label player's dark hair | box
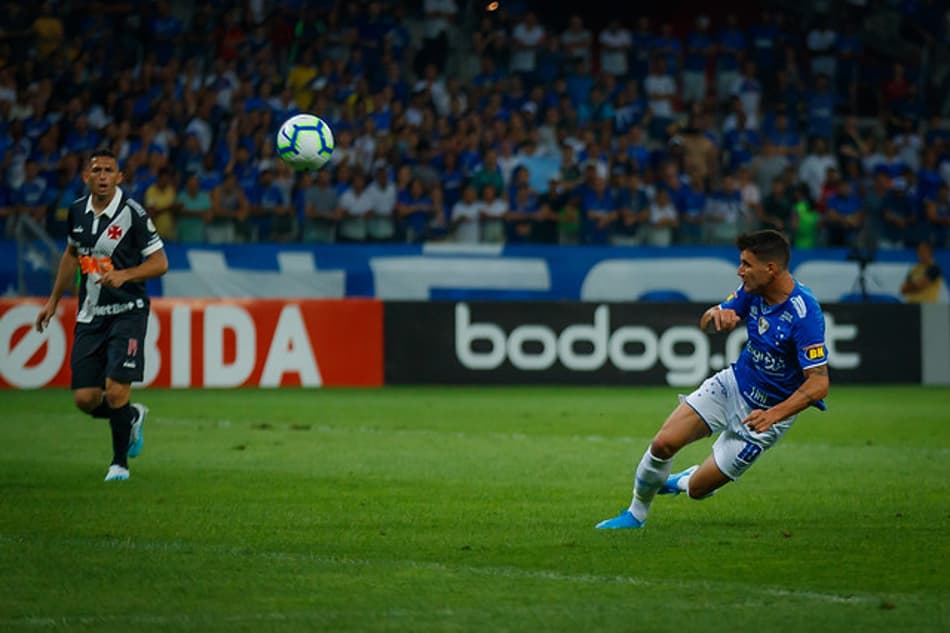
[87,148,118,165]
[736,230,791,269]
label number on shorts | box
[737,442,763,464]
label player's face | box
[737,249,777,295]
[84,156,123,199]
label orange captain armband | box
[78,255,114,275]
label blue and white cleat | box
[595,510,645,529]
[127,403,148,458]
[104,465,130,481]
[659,465,699,495]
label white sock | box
[677,472,692,492]
[628,449,673,522]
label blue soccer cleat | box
[659,465,699,495]
[127,403,148,459]
[104,465,129,481]
[595,510,645,529]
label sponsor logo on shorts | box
[90,302,138,316]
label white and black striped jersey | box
[66,190,164,323]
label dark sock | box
[109,403,135,468]
[90,399,112,419]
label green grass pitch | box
[1,386,947,632]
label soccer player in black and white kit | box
[35,149,168,481]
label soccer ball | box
[276,114,335,171]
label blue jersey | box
[720,281,828,411]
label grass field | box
[0,386,947,632]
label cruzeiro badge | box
[758,316,769,335]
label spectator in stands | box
[823,179,864,247]
[449,184,481,244]
[14,159,48,226]
[654,23,683,78]
[144,167,178,241]
[799,137,839,202]
[337,170,373,243]
[737,165,763,226]
[750,142,790,196]
[705,172,743,245]
[750,10,783,78]
[45,155,83,240]
[791,183,821,249]
[681,16,713,106]
[675,173,706,245]
[861,169,892,253]
[923,183,950,249]
[301,169,340,244]
[510,12,545,80]
[715,15,746,104]
[366,164,397,242]
[561,15,592,74]
[470,148,505,195]
[806,16,838,82]
[396,178,437,243]
[175,172,211,244]
[880,181,916,249]
[477,183,507,244]
[599,19,632,78]
[505,183,538,244]
[580,174,616,245]
[420,0,457,74]
[762,111,801,164]
[208,172,248,244]
[806,73,837,141]
[644,55,676,141]
[900,241,943,303]
[32,2,64,61]
[761,177,794,237]
[530,177,562,245]
[732,61,763,125]
[645,186,678,247]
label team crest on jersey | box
[757,316,769,334]
[107,225,123,240]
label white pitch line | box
[0,533,884,612]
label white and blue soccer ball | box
[276,113,335,170]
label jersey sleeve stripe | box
[141,239,164,257]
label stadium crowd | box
[1,0,949,250]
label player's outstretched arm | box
[97,249,169,289]
[744,365,830,433]
[35,245,80,333]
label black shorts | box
[70,312,148,389]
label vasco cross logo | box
[107,225,123,240]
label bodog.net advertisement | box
[384,302,921,386]
[0,298,383,388]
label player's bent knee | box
[649,435,680,460]
[687,484,717,500]
[104,384,131,408]
[73,390,101,413]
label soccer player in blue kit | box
[597,230,830,529]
